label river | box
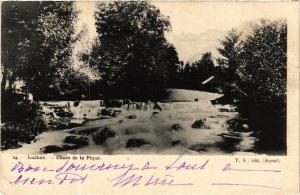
[3,89,258,155]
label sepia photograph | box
[1,1,287,155]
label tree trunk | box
[1,66,7,93]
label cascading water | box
[5,90,258,155]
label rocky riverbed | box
[2,89,258,155]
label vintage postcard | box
[0,1,299,194]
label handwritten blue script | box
[9,155,281,189]
[9,156,209,187]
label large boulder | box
[40,144,82,153]
[100,108,122,117]
[226,118,250,132]
[126,139,150,148]
[126,115,136,119]
[92,127,116,145]
[101,108,113,116]
[64,135,89,146]
[191,118,207,129]
[171,140,181,146]
[188,144,207,152]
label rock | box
[55,107,73,118]
[64,135,89,145]
[226,118,250,132]
[100,108,121,117]
[126,139,150,148]
[74,101,80,107]
[188,144,207,152]
[219,108,233,112]
[40,144,82,153]
[169,124,183,131]
[111,109,122,117]
[153,102,162,111]
[171,140,181,146]
[92,127,116,145]
[126,115,136,119]
[191,118,207,129]
[152,111,159,115]
[101,108,112,116]
[208,114,229,119]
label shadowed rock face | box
[171,140,181,146]
[92,127,116,145]
[64,135,89,145]
[188,144,207,152]
[40,144,83,154]
[126,114,137,119]
[126,139,150,148]
[100,108,113,116]
[191,118,207,129]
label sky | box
[75,1,290,62]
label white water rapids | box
[3,89,258,155]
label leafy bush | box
[1,92,46,150]
[1,92,40,122]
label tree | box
[239,19,287,107]
[214,29,242,97]
[1,2,79,100]
[238,19,287,149]
[216,29,241,80]
[27,2,78,100]
[1,2,41,93]
[179,52,215,90]
[192,52,215,81]
[216,19,287,153]
[85,1,179,100]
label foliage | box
[58,68,93,100]
[178,52,216,91]
[1,91,46,150]
[1,92,40,122]
[214,29,242,96]
[1,117,46,150]
[216,19,287,152]
[83,1,180,100]
[1,2,84,100]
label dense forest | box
[1,1,286,153]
